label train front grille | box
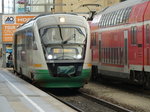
[47,63,83,77]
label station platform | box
[0,69,77,112]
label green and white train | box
[13,13,91,88]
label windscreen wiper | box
[62,34,76,44]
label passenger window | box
[146,24,150,44]
[125,7,132,23]
[102,48,104,63]
[99,33,102,62]
[118,48,120,64]
[109,48,111,63]
[131,26,137,45]
[26,30,34,50]
[91,33,97,46]
[109,13,113,26]
[103,14,107,27]
[111,48,114,64]
[120,48,124,65]
[115,48,118,64]
[120,9,125,24]
[106,48,108,63]
[104,48,106,63]
[122,8,128,23]
[112,12,116,26]
[100,15,105,27]
[105,14,109,27]
[117,9,122,24]
[111,48,113,64]
[114,11,118,25]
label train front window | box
[40,25,86,60]
[40,25,86,44]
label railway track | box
[79,92,133,112]
[9,70,146,112]
[45,89,133,112]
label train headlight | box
[76,54,82,59]
[59,17,65,23]
[47,55,53,59]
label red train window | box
[146,24,150,44]
[131,26,137,45]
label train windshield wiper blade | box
[62,34,76,44]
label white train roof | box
[98,0,148,15]
[16,14,88,31]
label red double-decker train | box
[90,0,150,88]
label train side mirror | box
[33,42,38,50]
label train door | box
[15,33,22,72]
[124,30,128,73]
[20,31,27,75]
[144,24,150,71]
[98,33,102,66]
[129,26,143,71]
[14,35,17,70]
[25,29,33,77]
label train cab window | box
[131,26,137,45]
[146,24,150,44]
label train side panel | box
[144,2,150,72]
[91,0,150,88]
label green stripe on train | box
[33,69,91,88]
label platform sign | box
[2,15,36,42]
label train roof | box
[16,13,88,32]
[17,13,77,28]
[98,0,149,15]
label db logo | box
[5,17,15,24]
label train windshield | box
[40,25,86,60]
[40,25,86,44]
